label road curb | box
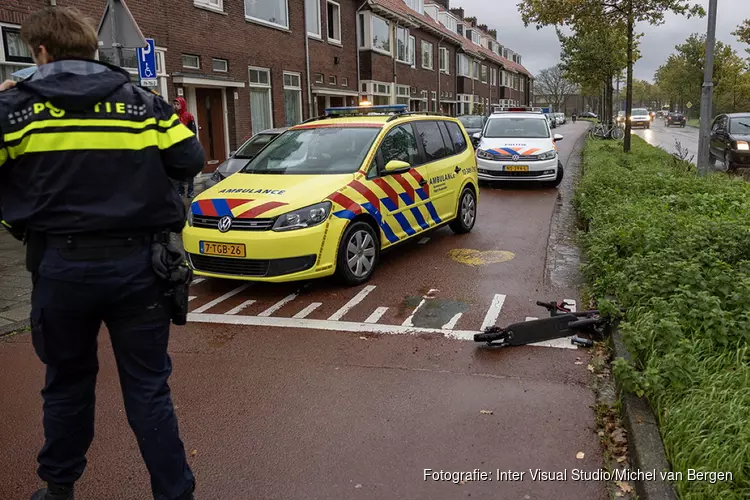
[0,318,29,338]
[610,330,677,500]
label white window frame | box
[491,68,497,86]
[404,0,424,15]
[315,73,324,84]
[421,40,433,71]
[245,0,289,30]
[248,65,273,129]
[212,58,228,73]
[472,60,479,80]
[283,71,303,127]
[396,84,410,105]
[341,77,349,87]
[328,75,337,85]
[457,53,470,77]
[439,12,457,34]
[471,31,480,45]
[396,27,411,64]
[480,64,487,84]
[326,0,342,45]
[155,48,168,98]
[439,47,449,74]
[358,12,391,55]
[306,0,321,38]
[194,0,223,13]
[408,36,416,67]
[181,54,200,69]
[0,23,34,71]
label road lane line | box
[364,307,389,324]
[480,294,506,331]
[188,296,197,302]
[226,300,256,315]
[293,302,322,319]
[528,299,578,349]
[328,285,376,321]
[442,312,463,330]
[258,294,298,317]
[189,312,478,341]
[192,284,250,313]
[402,299,427,327]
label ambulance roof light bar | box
[324,104,409,117]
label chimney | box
[449,7,464,19]
[464,16,477,27]
[433,0,450,9]
[478,24,489,33]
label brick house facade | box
[1,0,534,172]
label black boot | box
[30,483,74,500]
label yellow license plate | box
[505,165,529,172]
[199,241,246,258]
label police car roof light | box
[324,104,409,116]
[492,106,543,114]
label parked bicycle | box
[473,300,623,348]
[588,121,625,141]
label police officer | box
[0,7,203,500]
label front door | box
[195,88,227,171]
[413,120,459,222]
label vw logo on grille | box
[512,154,520,162]
[217,216,233,233]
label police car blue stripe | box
[361,202,399,243]
[501,147,518,156]
[191,202,204,216]
[211,199,232,217]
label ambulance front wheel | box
[336,221,380,285]
[450,187,477,234]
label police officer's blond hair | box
[20,7,98,61]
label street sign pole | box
[109,0,121,67]
[697,0,718,176]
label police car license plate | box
[505,165,529,172]
[200,241,246,258]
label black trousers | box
[30,243,194,500]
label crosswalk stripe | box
[480,294,506,331]
[402,299,426,327]
[258,294,298,317]
[364,307,389,324]
[293,302,322,319]
[226,300,256,315]
[442,312,463,330]
[328,285,376,321]
[192,284,250,314]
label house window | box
[248,66,273,133]
[396,27,411,64]
[181,54,200,69]
[472,60,479,79]
[194,0,223,12]
[457,54,470,77]
[283,71,302,127]
[404,0,424,15]
[421,41,433,70]
[341,77,349,87]
[439,47,449,74]
[491,68,497,86]
[431,91,437,112]
[408,36,416,67]
[439,12,457,33]
[371,14,390,54]
[1,25,33,82]
[315,73,324,84]
[329,75,337,85]
[396,84,410,105]
[245,0,289,29]
[481,65,487,83]
[212,58,228,72]
[471,31,480,45]
[306,0,321,37]
[327,1,341,44]
[155,48,168,98]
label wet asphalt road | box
[633,119,699,162]
[0,121,606,500]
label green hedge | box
[575,137,750,499]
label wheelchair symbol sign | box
[137,38,158,86]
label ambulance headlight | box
[187,211,194,227]
[272,201,332,231]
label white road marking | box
[364,307,389,324]
[402,299,427,327]
[192,284,250,314]
[189,312,478,341]
[293,302,322,319]
[442,312,463,330]
[528,299,579,349]
[191,277,207,285]
[226,300,256,316]
[418,237,430,245]
[328,285,377,321]
[480,294,506,331]
[525,316,538,322]
[258,294,298,317]
[188,296,197,302]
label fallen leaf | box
[480,410,494,415]
[459,480,466,485]
[598,431,605,437]
[359,336,367,340]
[587,364,595,372]
[612,429,627,445]
[189,449,198,457]
[615,492,624,497]
[575,361,584,365]
[616,481,633,493]
[576,452,585,460]
[617,456,627,463]
[355,484,362,489]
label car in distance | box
[544,112,557,129]
[205,128,287,189]
[554,112,566,125]
[709,112,750,171]
[183,104,480,285]
[616,111,625,125]
[665,112,686,128]
[473,107,564,187]
[630,108,652,129]
[457,115,488,140]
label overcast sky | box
[457,0,750,81]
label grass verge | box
[575,136,750,499]
[687,118,700,128]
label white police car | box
[472,107,564,187]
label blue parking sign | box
[137,38,157,87]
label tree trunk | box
[624,0,634,152]
[607,75,614,126]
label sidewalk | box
[0,230,31,334]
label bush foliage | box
[575,137,750,499]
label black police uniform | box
[0,59,204,500]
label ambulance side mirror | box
[383,160,411,174]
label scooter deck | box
[502,314,580,346]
